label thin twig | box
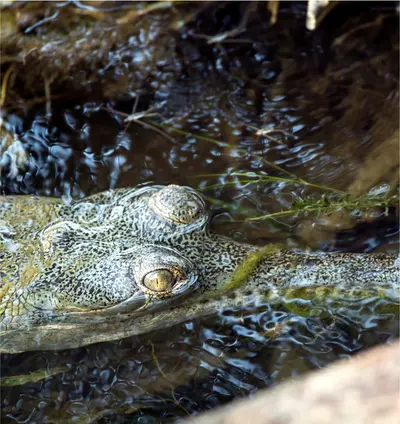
[147,120,319,184]
[241,121,295,144]
[24,10,60,34]
[0,64,15,108]
[306,0,329,31]
[117,1,174,25]
[44,77,52,117]
[192,33,254,45]
[4,93,82,111]
[101,106,178,145]
[149,340,191,417]
[193,2,258,44]
[168,2,213,31]
[124,94,141,133]
[267,0,280,25]
[333,14,385,47]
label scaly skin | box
[0,185,398,353]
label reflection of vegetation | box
[199,173,346,194]
[149,340,191,417]
[222,260,399,317]
[108,110,337,192]
[149,120,309,182]
[281,286,400,317]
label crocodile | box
[0,185,399,353]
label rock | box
[185,342,400,424]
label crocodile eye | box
[142,269,182,293]
[132,246,197,296]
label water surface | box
[1,2,399,423]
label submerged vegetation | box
[0,366,69,387]
[100,110,398,226]
[133,118,399,225]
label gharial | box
[0,185,399,353]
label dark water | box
[1,2,399,423]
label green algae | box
[213,244,283,298]
[0,365,69,387]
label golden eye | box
[142,269,180,293]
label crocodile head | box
[1,185,397,353]
[1,185,215,331]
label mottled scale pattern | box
[0,185,399,353]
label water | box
[1,2,399,423]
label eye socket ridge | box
[147,185,206,225]
[142,266,186,293]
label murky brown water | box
[1,2,399,423]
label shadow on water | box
[1,1,399,423]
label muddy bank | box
[1,1,185,107]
